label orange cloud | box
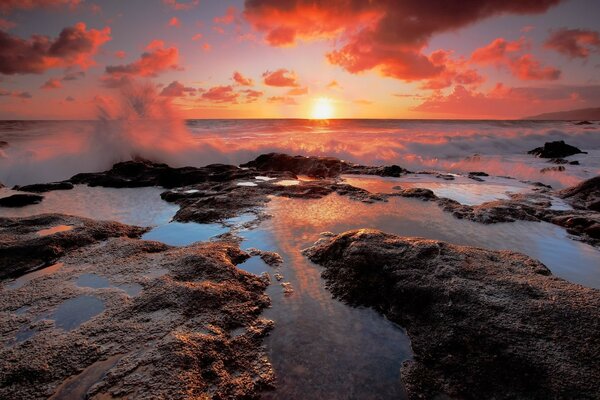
[214,6,237,25]
[41,78,62,89]
[0,22,111,74]
[105,40,180,78]
[0,88,32,98]
[201,85,238,103]
[114,50,126,59]
[420,50,484,90]
[267,96,297,105]
[244,0,563,81]
[471,37,560,81]
[241,89,263,103]
[233,71,254,86]
[287,86,308,96]
[192,33,203,41]
[545,28,600,59]
[262,69,299,87]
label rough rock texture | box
[240,152,409,178]
[527,140,585,158]
[13,182,74,193]
[0,237,273,399]
[304,229,600,400]
[0,194,44,208]
[560,176,600,211]
[161,179,388,224]
[0,214,147,279]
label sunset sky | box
[1,0,599,119]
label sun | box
[311,97,334,119]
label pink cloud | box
[114,50,126,59]
[105,40,180,78]
[41,78,62,89]
[545,28,600,59]
[192,33,203,41]
[241,89,263,103]
[262,69,300,87]
[267,96,298,105]
[160,80,196,97]
[287,86,308,96]
[168,17,181,28]
[471,37,561,81]
[0,88,32,98]
[244,0,563,81]
[233,71,254,86]
[0,22,111,75]
[0,0,81,13]
[162,0,199,11]
[214,6,238,25]
[201,85,239,103]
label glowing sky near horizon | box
[0,0,599,119]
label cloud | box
[412,83,600,118]
[114,50,126,59]
[41,78,62,89]
[160,80,196,97]
[420,50,484,89]
[201,85,239,103]
[0,0,81,13]
[0,18,16,30]
[241,89,263,102]
[287,86,308,95]
[65,95,75,102]
[104,40,180,79]
[544,28,600,59]
[262,68,299,87]
[233,71,253,86]
[327,80,341,90]
[168,17,181,28]
[192,33,203,41]
[267,96,297,105]
[62,70,85,81]
[214,6,238,25]
[162,0,199,11]
[354,99,373,105]
[471,37,561,81]
[244,0,562,81]
[0,88,32,98]
[0,22,111,75]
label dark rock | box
[0,141,8,148]
[345,164,410,177]
[569,160,580,165]
[241,153,351,178]
[395,187,437,200]
[304,229,600,400]
[575,120,593,125]
[540,166,565,173]
[468,171,489,177]
[0,194,43,208]
[560,176,600,211]
[13,181,74,193]
[548,158,569,164]
[527,140,586,158]
[0,214,147,279]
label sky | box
[0,0,599,119]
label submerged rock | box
[527,140,586,158]
[540,165,565,173]
[304,229,600,399]
[13,182,74,193]
[0,236,273,399]
[0,214,147,279]
[0,194,43,208]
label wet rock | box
[0,237,273,399]
[241,153,351,178]
[303,229,600,400]
[246,248,284,267]
[575,120,593,125]
[559,176,600,211]
[548,158,569,164]
[468,171,489,177]
[395,188,437,200]
[0,214,147,279]
[0,141,8,148]
[13,182,74,193]
[540,165,565,173]
[0,194,44,208]
[527,140,586,158]
[569,160,580,165]
[345,164,409,177]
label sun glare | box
[311,97,334,119]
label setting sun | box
[311,98,334,119]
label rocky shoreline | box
[304,229,600,399]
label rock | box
[0,141,8,148]
[468,171,489,177]
[303,229,600,400]
[0,194,43,208]
[540,166,565,173]
[346,164,410,177]
[0,214,147,279]
[241,153,351,178]
[559,176,600,211]
[527,140,586,158]
[247,248,284,267]
[13,181,74,193]
[395,188,437,200]
[575,120,593,125]
[569,160,580,165]
[0,235,273,399]
[548,158,569,164]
